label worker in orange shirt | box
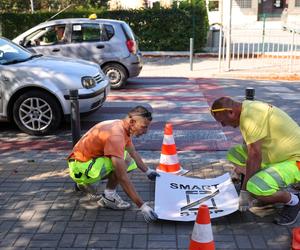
[67,106,159,223]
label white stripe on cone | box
[191,223,214,243]
[163,135,175,145]
[159,154,179,165]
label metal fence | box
[218,28,300,73]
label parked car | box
[0,37,110,135]
[13,17,143,89]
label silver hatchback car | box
[0,37,110,135]
[13,17,143,89]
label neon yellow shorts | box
[68,151,137,185]
[227,144,300,196]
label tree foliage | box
[1,1,209,51]
[0,0,109,13]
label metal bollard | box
[189,38,194,71]
[245,87,255,100]
[69,89,81,146]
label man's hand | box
[239,190,251,211]
[146,168,160,181]
[140,202,158,223]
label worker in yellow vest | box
[211,96,300,226]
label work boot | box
[274,196,300,226]
[74,183,102,201]
[97,192,131,210]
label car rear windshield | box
[121,23,135,41]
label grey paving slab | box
[133,129,226,141]
[102,100,209,108]
[83,112,214,122]
[110,90,204,97]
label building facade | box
[108,0,146,10]
[108,0,299,29]
[108,0,174,9]
[207,0,300,29]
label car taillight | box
[126,39,137,54]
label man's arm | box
[111,155,158,222]
[111,156,144,207]
[242,140,263,190]
[126,144,148,172]
[126,144,160,181]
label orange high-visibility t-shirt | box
[69,120,132,162]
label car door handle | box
[52,48,60,52]
[96,45,105,49]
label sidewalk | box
[0,149,234,249]
[141,53,300,81]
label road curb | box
[215,73,300,81]
[142,51,218,58]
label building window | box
[208,1,219,11]
[273,0,282,8]
[236,0,252,8]
[296,0,300,7]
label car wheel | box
[13,90,62,135]
[103,63,128,89]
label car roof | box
[37,18,126,27]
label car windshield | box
[0,38,38,65]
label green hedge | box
[1,7,208,51]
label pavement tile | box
[3,248,38,250]
[0,233,19,247]
[37,221,54,233]
[93,221,108,234]
[177,234,190,248]
[215,241,238,249]
[148,239,177,248]
[118,234,133,248]
[64,226,93,234]
[50,222,68,234]
[120,227,148,234]
[249,235,268,249]
[148,234,176,241]
[133,234,147,249]
[28,240,59,248]
[73,234,90,248]
[0,221,16,233]
[58,233,76,247]
[106,221,122,233]
[33,233,62,241]
[235,235,253,249]
[88,234,118,248]
[10,221,41,234]
[57,248,86,250]
[19,210,35,221]
[14,234,33,248]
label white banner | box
[154,172,238,221]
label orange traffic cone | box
[292,227,300,250]
[189,205,215,250]
[157,123,187,175]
